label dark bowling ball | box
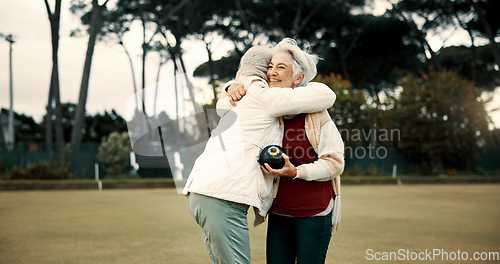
[258,145,285,169]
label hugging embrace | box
[182,38,344,264]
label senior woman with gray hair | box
[183,41,337,264]
[228,38,345,264]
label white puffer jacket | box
[182,79,336,217]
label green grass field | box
[1,184,499,264]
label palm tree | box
[71,0,110,152]
[44,0,64,152]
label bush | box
[23,162,69,180]
[54,145,72,179]
[25,162,50,179]
[97,132,132,177]
[343,164,364,176]
[366,165,382,176]
[0,157,4,175]
[9,165,26,180]
[3,145,75,180]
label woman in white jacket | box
[183,43,336,264]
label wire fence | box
[1,142,499,179]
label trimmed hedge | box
[0,179,177,191]
[1,176,500,191]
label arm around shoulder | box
[261,82,336,117]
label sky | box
[0,0,231,123]
[0,0,499,129]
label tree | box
[313,73,373,148]
[194,0,422,95]
[1,108,41,143]
[70,0,110,152]
[388,0,448,72]
[465,0,500,69]
[96,131,131,176]
[107,0,191,114]
[98,3,139,111]
[120,0,160,113]
[39,102,127,144]
[389,69,491,174]
[85,109,128,142]
[387,0,499,86]
[193,52,241,80]
[439,44,499,90]
[104,0,204,122]
[44,0,64,152]
[312,14,422,93]
[153,0,220,136]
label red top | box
[271,114,334,217]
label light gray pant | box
[187,193,251,264]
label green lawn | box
[1,185,499,263]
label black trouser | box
[266,211,333,264]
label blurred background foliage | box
[96,131,133,177]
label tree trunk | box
[467,32,478,86]
[466,0,500,74]
[291,0,330,38]
[44,0,62,152]
[335,46,351,82]
[139,19,160,115]
[178,52,208,137]
[411,22,442,71]
[393,4,442,71]
[176,47,198,111]
[71,0,107,152]
[173,55,180,131]
[332,32,352,82]
[204,40,217,104]
[51,6,64,152]
[141,18,147,113]
[53,2,63,151]
[331,17,369,85]
[153,54,166,116]
[120,39,139,111]
[44,0,64,151]
[45,86,54,151]
[454,10,478,85]
[51,62,64,151]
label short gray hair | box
[235,45,273,82]
[272,38,319,87]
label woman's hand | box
[261,154,297,178]
[227,83,247,106]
